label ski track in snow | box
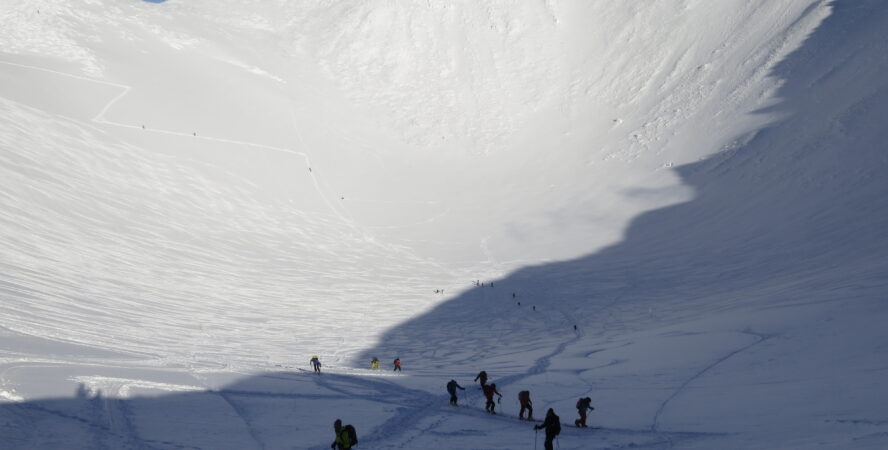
[12,399,189,450]
[650,329,773,446]
[0,59,353,230]
[216,390,266,450]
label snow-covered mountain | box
[1,0,886,448]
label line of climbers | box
[309,356,404,374]
[325,368,593,449]
[468,370,594,449]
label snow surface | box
[1,0,887,448]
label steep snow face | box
[2,0,888,449]
[0,0,824,368]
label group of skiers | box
[321,364,592,449]
[447,370,592,449]
[365,356,401,371]
[310,356,405,374]
[312,279,587,450]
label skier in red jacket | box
[518,390,533,420]
[483,383,502,414]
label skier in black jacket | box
[534,408,561,450]
[474,370,488,388]
[446,379,465,406]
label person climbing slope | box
[446,379,466,406]
[575,396,594,427]
[474,370,488,388]
[518,390,533,420]
[393,357,402,372]
[534,409,561,450]
[370,357,379,370]
[483,383,502,414]
[310,355,322,374]
[330,419,357,449]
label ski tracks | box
[311,373,440,448]
[215,390,266,450]
[12,397,192,450]
[650,329,773,446]
[0,59,353,229]
[95,395,145,450]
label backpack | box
[344,424,358,446]
[552,415,561,435]
[519,391,530,403]
[576,399,582,409]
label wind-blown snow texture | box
[1,0,886,449]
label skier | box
[446,379,465,406]
[331,419,357,449]
[483,383,502,414]
[393,357,402,372]
[310,355,322,374]
[370,357,380,370]
[575,397,594,427]
[518,390,533,420]
[534,409,561,450]
[474,370,488,388]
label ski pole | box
[534,429,538,450]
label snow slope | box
[1,0,887,448]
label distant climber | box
[446,379,465,406]
[331,419,357,449]
[518,390,533,420]
[474,370,488,388]
[575,397,594,427]
[370,357,380,370]
[534,409,561,450]
[483,383,502,414]
[310,356,322,374]
[393,357,402,372]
